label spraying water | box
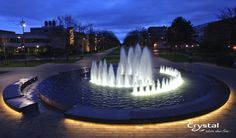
[90,44,153,87]
[90,44,184,96]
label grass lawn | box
[102,46,133,64]
[103,49,190,64]
[103,55,120,64]
[102,47,121,64]
[0,59,78,67]
[109,47,121,55]
[107,46,129,55]
[157,51,189,62]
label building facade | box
[194,17,236,47]
[0,20,91,56]
[0,20,120,58]
[147,26,168,54]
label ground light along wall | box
[63,88,233,135]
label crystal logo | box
[187,123,230,133]
[187,123,219,132]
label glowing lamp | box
[233,46,236,50]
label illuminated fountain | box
[132,66,183,96]
[90,45,153,88]
[90,44,184,96]
[36,44,230,123]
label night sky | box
[0,0,235,42]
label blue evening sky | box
[0,0,235,42]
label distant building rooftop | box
[0,30,16,35]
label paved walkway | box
[0,51,235,138]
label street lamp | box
[36,45,39,56]
[95,34,97,51]
[20,19,27,66]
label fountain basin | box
[37,69,230,123]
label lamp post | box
[95,34,97,52]
[83,37,86,56]
[20,19,27,66]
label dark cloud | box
[0,0,235,41]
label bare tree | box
[84,24,94,34]
[217,6,236,20]
[56,15,78,61]
[57,15,77,28]
[57,16,64,26]
[75,22,87,33]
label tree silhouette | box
[217,6,236,20]
[123,28,148,46]
[167,17,195,47]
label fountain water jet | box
[132,66,184,96]
[90,44,184,96]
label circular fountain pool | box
[37,45,230,123]
[37,68,230,123]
